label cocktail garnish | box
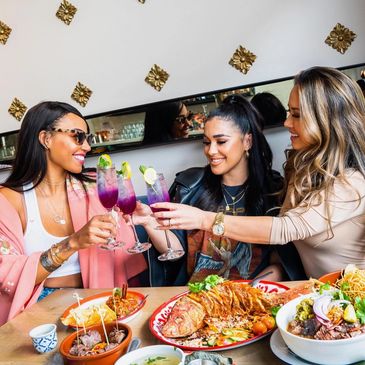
[97,154,113,168]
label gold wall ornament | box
[0,20,12,45]
[8,98,27,121]
[138,0,146,3]
[325,23,356,54]
[229,45,257,75]
[56,0,77,25]
[145,64,169,91]
[71,82,93,107]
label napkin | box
[185,351,233,365]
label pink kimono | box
[0,176,147,326]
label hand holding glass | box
[117,176,151,254]
[97,166,122,249]
[146,173,184,261]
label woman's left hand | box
[150,202,210,231]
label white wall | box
[1,0,364,193]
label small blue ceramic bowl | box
[29,323,58,353]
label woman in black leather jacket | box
[135,95,306,286]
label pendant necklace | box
[222,185,247,213]
[37,185,67,225]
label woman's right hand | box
[68,214,117,250]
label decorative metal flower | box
[138,0,146,3]
[8,98,27,121]
[229,45,257,74]
[71,82,93,107]
[0,20,12,45]
[145,64,169,91]
[325,23,356,54]
[56,0,77,25]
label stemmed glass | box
[96,165,121,250]
[146,173,185,261]
[117,175,151,254]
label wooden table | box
[0,282,299,365]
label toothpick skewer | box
[72,292,86,334]
[95,306,109,345]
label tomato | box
[252,321,268,336]
[262,316,276,330]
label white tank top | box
[23,183,81,278]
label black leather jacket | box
[147,167,306,286]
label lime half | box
[143,167,157,185]
[97,154,112,168]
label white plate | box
[270,329,318,365]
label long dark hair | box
[143,101,183,143]
[194,95,281,216]
[3,101,95,191]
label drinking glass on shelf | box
[117,175,151,254]
[96,166,120,250]
[146,173,185,261]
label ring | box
[168,218,172,227]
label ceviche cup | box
[276,294,365,365]
[59,322,131,365]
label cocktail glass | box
[117,175,151,254]
[146,173,184,261]
[97,165,120,250]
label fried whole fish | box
[161,280,317,339]
[161,281,271,338]
[161,295,206,338]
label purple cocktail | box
[146,173,184,261]
[98,189,118,209]
[97,166,120,250]
[117,176,151,254]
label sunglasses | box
[175,111,194,124]
[51,128,94,145]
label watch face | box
[213,223,224,236]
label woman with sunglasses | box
[131,95,305,286]
[143,101,193,144]
[0,101,146,325]
[151,66,365,279]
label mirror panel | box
[0,63,363,168]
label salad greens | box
[188,275,225,293]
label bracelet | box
[50,244,66,266]
[40,251,60,272]
[49,240,71,266]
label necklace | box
[222,185,247,213]
[37,186,67,225]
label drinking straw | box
[73,293,86,334]
[96,306,109,345]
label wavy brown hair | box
[283,67,365,225]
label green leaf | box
[139,165,147,174]
[188,275,225,293]
[271,305,281,317]
[355,297,365,324]
[319,282,331,294]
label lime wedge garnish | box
[117,161,132,178]
[139,165,157,185]
[144,168,157,185]
[97,154,112,168]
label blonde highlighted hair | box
[283,66,365,219]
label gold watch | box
[212,212,225,236]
